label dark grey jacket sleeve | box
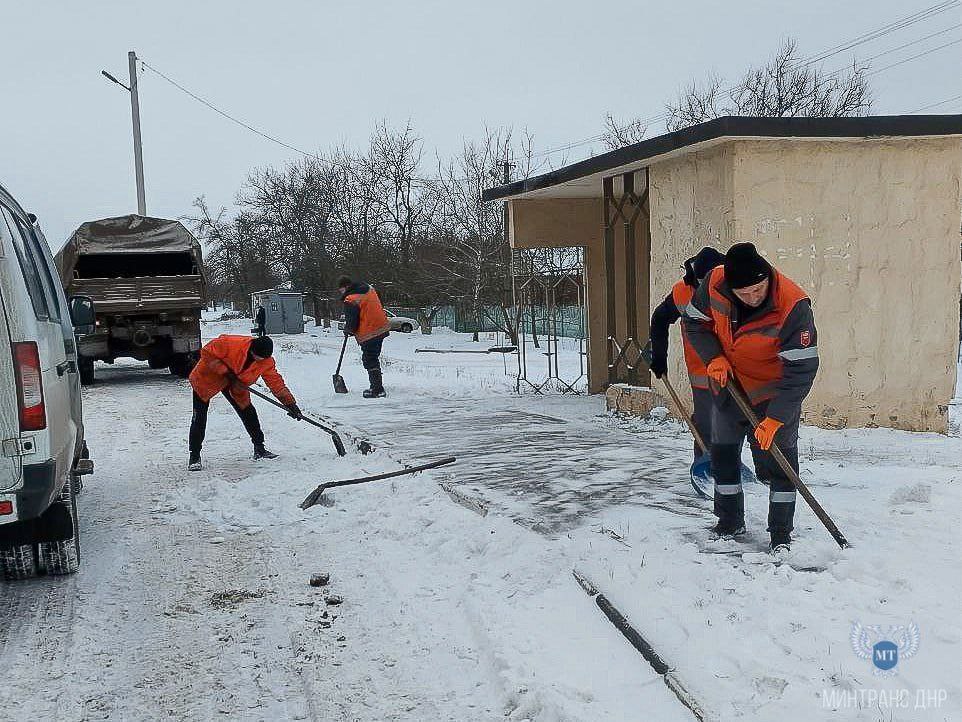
[767,299,819,422]
[681,279,723,365]
[649,293,680,361]
[343,300,360,336]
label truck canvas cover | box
[56,215,203,287]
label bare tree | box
[367,121,433,268]
[186,197,278,310]
[666,38,871,131]
[239,157,338,291]
[433,128,537,343]
[602,113,648,150]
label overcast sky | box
[1,0,959,247]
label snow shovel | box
[332,335,349,394]
[246,385,348,457]
[726,378,850,549]
[300,456,457,509]
[639,342,756,499]
[415,346,518,355]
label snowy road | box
[2,320,960,721]
[0,357,691,720]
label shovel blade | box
[690,454,713,498]
[332,374,348,394]
[690,453,759,499]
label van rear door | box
[0,204,75,488]
[0,216,24,492]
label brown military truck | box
[56,215,206,385]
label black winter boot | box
[363,368,386,398]
[770,531,791,554]
[253,443,278,460]
[188,452,202,471]
[710,520,747,539]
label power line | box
[139,59,321,160]
[906,93,962,112]
[866,37,962,75]
[801,0,959,64]
[858,22,961,63]
[533,0,961,159]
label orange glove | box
[706,356,733,387]
[754,417,784,451]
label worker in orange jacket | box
[648,246,725,461]
[682,243,818,552]
[338,275,391,398]
[187,334,302,470]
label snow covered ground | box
[1,318,959,721]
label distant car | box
[337,309,419,334]
[385,310,418,333]
[0,181,95,580]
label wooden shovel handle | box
[725,379,850,549]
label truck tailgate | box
[71,275,205,312]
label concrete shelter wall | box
[505,136,962,432]
[646,144,736,413]
[730,137,962,432]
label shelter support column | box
[602,169,651,388]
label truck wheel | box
[169,353,197,378]
[0,544,38,581]
[38,475,81,576]
[168,354,187,378]
[79,357,95,386]
[148,357,169,370]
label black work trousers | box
[189,390,264,453]
[710,396,800,536]
[691,386,713,460]
[360,335,385,370]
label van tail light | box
[12,342,46,431]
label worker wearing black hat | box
[682,242,819,553]
[187,334,302,470]
[648,246,725,460]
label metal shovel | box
[332,335,349,394]
[640,342,756,498]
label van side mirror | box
[69,295,95,331]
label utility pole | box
[128,51,146,215]
[102,52,147,215]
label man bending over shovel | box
[682,242,818,553]
[187,334,302,470]
[648,246,724,462]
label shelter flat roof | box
[482,114,962,201]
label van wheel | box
[0,544,38,581]
[79,357,95,385]
[38,475,81,576]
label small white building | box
[251,289,304,335]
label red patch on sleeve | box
[800,330,811,347]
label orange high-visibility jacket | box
[670,279,710,389]
[682,266,819,421]
[189,334,295,409]
[343,284,391,344]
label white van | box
[0,182,94,580]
